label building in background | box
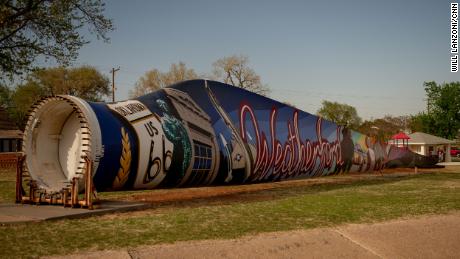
[406,132,456,162]
[0,108,22,152]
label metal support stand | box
[15,155,99,209]
[15,155,26,203]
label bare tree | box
[163,62,198,86]
[129,69,163,98]
[212,55,270,96]
[130,62,198,97]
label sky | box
[74,0,458,120]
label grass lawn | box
[0,168,15,203]
[1,169,460,257]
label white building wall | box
[446,144,452,162]
[421,145,426,156]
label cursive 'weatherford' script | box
[239,104,343,181]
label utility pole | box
[110,67,120,102]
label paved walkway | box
[47,212,460,259]
[438,161,460,166]
[0,201,149,224]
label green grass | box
[1,171,460,258]
[0,168,15,203]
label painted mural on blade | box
[22,80,438,193]
[107,100,174,189]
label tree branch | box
[0,20,30,43]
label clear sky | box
[75,0,458,119]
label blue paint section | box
[156,99,192,184]
[136,89,168,116]
[207,81,342,181]
[88,102,139,191]
[80,79,436,191]
[166,80,242,184]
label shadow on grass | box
[100,172,457,212]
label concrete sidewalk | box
[438,161,460,166]
[48,212,460,259]
[0,201,149,224]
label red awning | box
[391,132,410,140]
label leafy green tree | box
[0,84,17,126]
[409,112,436,134]
[5,66,109,128]
[416,81,460,139]
[358,115,411,142]
[130,62,198,97]
[28,66,110,101]
[9,82,45,128]
[317,100,362,130]
[0,84,13,108]
[0,0,113,79]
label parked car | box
[451,147,460,158]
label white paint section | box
[107,100,151,122]
[108,100,174,189]
[27,101,73,191]
[66,96,103,176]
[58,111,83,179]
[23,96,100,192]
[132,116,173,188]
